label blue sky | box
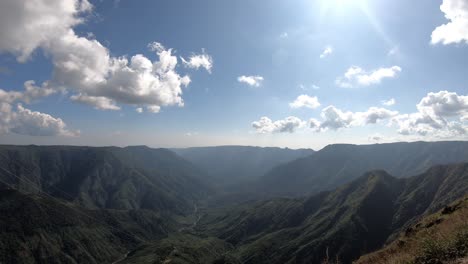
[0,0,467,149]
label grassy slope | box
[355,196,468,264]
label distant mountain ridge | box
[0,145,211,214]
[258,141,468,196]
[173,145,314,187]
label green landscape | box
[0,142,467,263]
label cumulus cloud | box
[252,105,398,134]
[336,66,402,88]
[0,81,56,104]
[252,91,466,138]
[417,90,468,117]
[381,98,396,106]
[238,75,264,87]
[252,116,305,133]
[431,0,468,45]
[319,106,356,130]
[70,94,120,110]
[289,95,321,109]
[0,0,210,113]
[0,0,91,62]
[356,107,399,125]
[391,91,468,137]
[320,46,333,58]
[0,79,75,137]
[300,105,397,132]
[181,49,213,73]
[315,106,398,131]
[309,118,321,131]
[0,98,77,137]
[9,105,78,136]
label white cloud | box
[252,116,305,133]
[417,90,468,118]
[319,46,333,58]
[238,75,264,87]
[181,49,213,73]
[147,105,161,113]
[0,97,77,136]
[0,0,209,113]
[0,0,91,62]
[309,118,321,132]
[355,107,399,125]
[431,0,468,45]
[307,106,398,132]
[336,66,402,88]
[0,81,55,104]
[0,77,76,137]
[9,104,78,136]
[319,106,356,130]
[391,91,468,137]
[381,98,396,106]
[70,94,120,110]
[289,95,321,109]
[252,91,466,138]
[136,107,143,113]
[280,32,288,39]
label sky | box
[0,0,467,150]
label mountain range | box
[0,145,210,214]
[0,142,467,263]
[257,141,468,196]
[193,162,468,263]
[172,146,314,187]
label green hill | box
[0,145,211,214]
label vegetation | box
[0,189,177,264]
[0,145,211,214]
[0,143,467,263]
[355,196,468,264]
[120,234,239,264]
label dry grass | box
[354,197,468,264]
